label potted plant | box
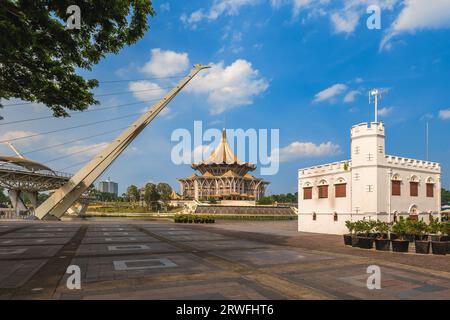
[431,221,448,255]
[351,220,365,247]
[391,218,410,253]
[374,221,391,251]
[409,219,430,254]
[358,220,375,249]
[428,215,442,241]
[344,221,355,246]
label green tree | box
[144,183,159,211]
[157,182,172,204]
[442,188,450,206]
[126,185,140,202]
[0,187,10,205]
[1,1,155,116]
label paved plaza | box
[0,219,449,300]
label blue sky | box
[1,0,450,195]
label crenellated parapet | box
[350,122,385,138]
[298,160,351,177]
[384,155,441,172]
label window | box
[392,181,401,196]
[366,153,374,161]
[354,173,360,181]
[335,183,347,198]
[333,212,338,221]
[378,145,384,154]
[318,185,328,199]
[312,212,317,221]
[426,183,434,198]
[366,185,374,192]
[410,182,418,197]
[354,146,360,154]
[303,187,313,200]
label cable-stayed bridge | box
[0,65,209,219]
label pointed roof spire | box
[197,129,244,165]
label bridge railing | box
[0,163,72,179]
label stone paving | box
[0,219,449,300]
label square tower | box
[350,122,385,216]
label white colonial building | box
[298,121,441,235]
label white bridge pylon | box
[34,64,210,220]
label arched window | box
[426,177,435,198]
[410,175,419,197]
[312,212,317,221]
[334,178,347,198]
[391,174,401,196]
[333,212,338,222]
[303,182,313,200]
[318,180,329,199]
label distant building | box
[178,129,269,201]
[298,121,441,235]
[97,177,118,196]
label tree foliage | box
[257,192,298,205]
[0,0,155,116]
[126,184,140,202]
[442,188,450,206]
[143,182,159,209]
[156,182,172,203]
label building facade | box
[298,122,441,235]
[178,130,269,201]
[97,178,118,196]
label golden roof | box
[194,129,245,166]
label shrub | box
[392,217,409,240]
[428,215,441,234]
[173,214,215,224]
[374,221,390,239]
[345,221,355,234]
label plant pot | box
[343,234,352,246]
[392,240,409,253]
[375,239,391,251]
[358,237,374,249]
[351,236,360,247]
[414,240,430,254]
[431,241,447,255]
[405,234,415,242]
[390,233,399,241]
[430,235,442,242]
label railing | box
[0,209,31,219]
[0,163,72,178]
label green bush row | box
[211,215,297,221]
[346,216,450,240]
[174,214,215,224]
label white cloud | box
[129,81,167,101]
[276,141,340,162]
[439,109,450,120]
[378,106,394,116]
[140,49,189,77]
[160,3,171,12]
[61,142,109,158]
[0,130,43,147]
[181,0,259,27]
[381,0,450,50]
[330,11,359,33]
[313,83,347,103]
[343,90,360,103]
[186,59,269,114]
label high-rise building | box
[97,177,118,196]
